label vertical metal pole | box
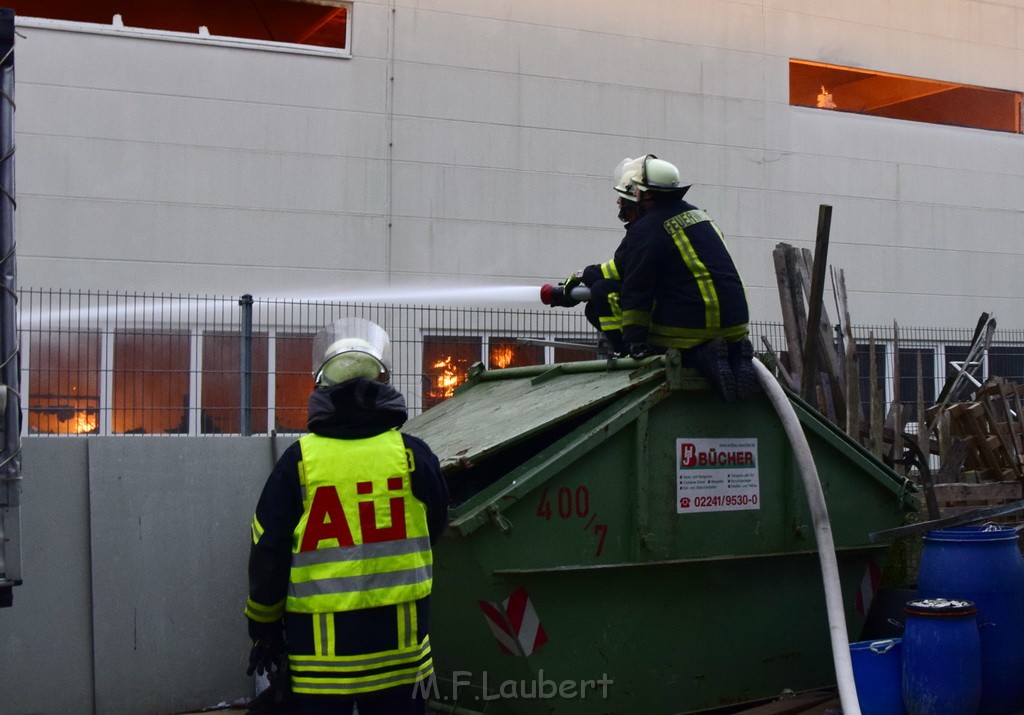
[239,294,253,436]
[0,8,20,607]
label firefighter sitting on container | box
[244,317,448,715]
[552,158,644,355]
[615,154,756,401]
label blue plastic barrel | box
[850,638,905,715]
[916,525,1024,715]
[902,599,981,715]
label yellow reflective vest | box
[287,431,433,613]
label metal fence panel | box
[17,289,1024,436]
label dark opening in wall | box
[790,59,1021,134]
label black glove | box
[247,621,286,677]
[549,282,581,308]
[628,343,655,359]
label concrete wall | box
[0,435,298,715]
[12,0,1024,328]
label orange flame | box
[490,345,515,369]
[72,410,98,434]
[430,356,465,399]
[816,85,836,109]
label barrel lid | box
[924,523,1018,543]
[904,598,977,617]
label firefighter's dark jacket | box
[246,377,448,648]
[614,195,749,348]
[577,221,632,288]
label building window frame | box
[15,2,353,59]
[790,58,1022,134]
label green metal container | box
[404,352,915,714]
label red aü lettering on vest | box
[300,477,408,552]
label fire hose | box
[540,278,861,711]
[752,358,862,715]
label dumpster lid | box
[403,359,665,473]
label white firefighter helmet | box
[633,154,682,192]
[613,157,642,202]
[312,318,391,387]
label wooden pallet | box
[945,379,1024,483]
[932,480,1024,518]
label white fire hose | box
[752,358,862,715]
[540,277,863,712]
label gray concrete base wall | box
[0,434,299,715]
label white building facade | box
[12,0,1024,328]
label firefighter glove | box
[550,283,581,308]
[563,269,585,291]
[628,342,656,360]
[247,621,286,677]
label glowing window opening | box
[275,332,315,433]
[488,338,543,370]
[421,335,600,410]
[11,0,351,57]
[790,59,1021,134]
[423,336,481,411]
[27,330,101,435]
[112,330,191,435]
[201,331,269,435]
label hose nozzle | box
[540,283,592,307]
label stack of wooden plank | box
[949,382,1023,480]
[770,241,909,462]
[769,208,1022,523]
[930,479,1024,518]
[928,378,1024,516]
[770,241,853,430]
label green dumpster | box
[404,352,915,714]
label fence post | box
[239,294,253,436]
[0,8,18,608]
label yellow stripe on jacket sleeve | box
[251,515,265,545]
[622,308,652,328]
[245,597,285,623]
[600,260,620,280]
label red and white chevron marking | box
[855,561,882,615]
[478,587,549,657]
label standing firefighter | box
[618,154,756,400]
[244,318,448,715]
